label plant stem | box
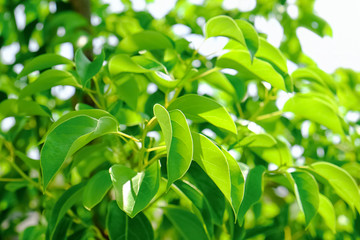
[113,132,140,142]
[256,111,282,121]
[188,67,220,83]
[146,146,166,152]
[0,178,24,182]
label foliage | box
[1,0,360,239]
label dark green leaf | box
[0,99,50,120]
[83,170,112,210]
[75,49,105,86]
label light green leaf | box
[200,71,236,97]
[238,166,266,222]
[310,162,360,213]
[237,133,277,148]
[109,161,160,217]
[175,180,214,236]
[75,49,105,86]
[109,54,159,75]
[18,54,74,79]
[0,99,50,120]
[235,19,259,60]
[114,74,139,110]
[47,182,85,239]
[168,94,236,134]
[318,194,336,233]
[164,206,209,240]
[20,70,80,98]
[153,104,193,188]
[106,201,154,240]
[83,170,112,210]
[118,30,174,52]
[41,115,118,189]
[205,15,246,47]
[216,50,286,91]
[283,93,344,134]
[192,132,232,208]
[291,171,319,226]
[222,149,245,217]
[249,139,293,166]
[256,38,288,73]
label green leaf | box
[318,194,336,233]
[291,171,319,226]
[20,70,80,98]
[106,201,154,240]
[0,99,50,120]
[200,71,236,97]
[205,15,246,48]
[109,161,160,217]
[283,93,344,134]
[238,166,266,222]
[168,94,236,134]
[192,132,232,208]
[83,170,112,210]
[75,49,105,86]
[235,19,259,60]
[47,182,85,239]
[249,139,293,166]
[164,206,209,240]
[15,150,40,170]
[153,104,193,188]
[310,162,360,213]
[118,30,174,52]
[236,133,276,148]
[114,74,139,110]
[175,180,214,236]
[256,38,288,73]
[41,115,118,189]
[18,53,74,78]
[109,54,158,75]
[216,50,286,91]
[222,149,245,217]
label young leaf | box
[318,194,336,233]
[153,104,193,188]
[75,49,105,86]
[20,70,80,98]
[238,166,266,223]
[41,115,118,189]
[18,53,74,79]
[249,139,293,166]
[256,38,288,73]
[109,161,160,217]
[310,162,360,213]
[216,50,286,91]
[0,99,50,120]
[175,180,214,236]
[191,132,232,208]
[47,182,86,239]
[118,30,174,52]
[106,201,154,240]
[236,133,277,148]
[200,71,236,97]
[283,93,344,134]
[164,206,209,240]
[205,15,246,48]
[83,170,112,210]
[235,19,259,60]
[114,74,139,110]
[167,94,237,134]
[291,171,319,226]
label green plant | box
[1,1,360,239]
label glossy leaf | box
[0,99,50,120]
[310,162,360,213]
[114,74,139,110]
[250,139,293,166]
[118,30,174,52]
[75,49,105,86]
[200,71,236,97]
[238,166,266,222]
[256,38,288,73]
[109,54,158,75]
[109,161,160,217]
[291,171,319,226]
[41,115,118,189]
[318,194,336,233]
[83,170,112,210]
[47,183,85,239]
[154,104,193,188]
[283,93,344,134]
[217,50,286,91]
[20,70,80,98]
[235,19,259,59]
[168,94,237,134]
[164,206,209,240]
[205,15,246,47]
[18,54,74,78]
[236,133,276,148]
[192,132,232,207]
[106,201,154,240]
